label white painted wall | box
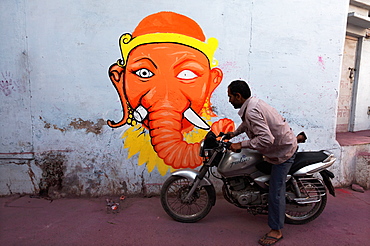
[0,0,349,196]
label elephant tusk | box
[133,105,210,130]
[184,108,210,130]
[133,105,148,122]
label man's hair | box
[228,80,251,99]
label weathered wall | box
[339,144,370,189]
[0,0,349,196]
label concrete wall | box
[0,0,349,196]
[339,144,370,189]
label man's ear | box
[209,67,223,92]
[235,92,242,100]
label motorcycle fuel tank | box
[217,149,264,178]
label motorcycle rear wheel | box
[160,175,215,223]
[285,180,327,225]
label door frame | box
[348,36,363,132]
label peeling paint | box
[69,118,106,134]
[35,152,66,197]
[40,116,106,134]
[61,154,131,197]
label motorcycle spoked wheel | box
[160,175,216,223]
[285,180,327,225]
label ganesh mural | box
[108,11,234,175]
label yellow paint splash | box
[122,125,171,176]
[122,124,211,176]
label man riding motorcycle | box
[226,80,297,246]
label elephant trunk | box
[148,108,202,169]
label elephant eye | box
[177,70,198,80]
[134,68,154,78]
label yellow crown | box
[118,33,219,68]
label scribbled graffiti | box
[317,56,325,70]
[107,12,234,175]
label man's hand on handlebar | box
[230,142,242,153]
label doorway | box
[336,35,359,132]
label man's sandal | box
[258,234,283,246]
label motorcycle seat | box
[256,150,328,175]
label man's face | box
[227,87,243,109]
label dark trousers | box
[268,152,296,230]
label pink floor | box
[1,188,369,246]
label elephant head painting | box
[108,11,234,175]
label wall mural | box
[107,11,234,175]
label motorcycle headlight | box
[199,131,218,157]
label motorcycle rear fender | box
[293,154,336,176]
[171,169,213,187]
[320,170,336,197]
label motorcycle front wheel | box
[160,175,216,223]
[285,180,327,225]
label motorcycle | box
[160,131,336,224]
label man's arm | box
[227,125,244,152]
[241,109,274,151]
[226,122,246,138]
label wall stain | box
[120,180,128,194]
[69,118,106,134]
[40,116,106,134]
[63,172,84,196]
[35,152,66,198]
[27,161,39,193]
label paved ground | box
[1,188,369,246]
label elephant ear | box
[210,118,235,136]
[107,64,130,128]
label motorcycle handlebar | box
[218,132,233,140]
[221,136,241,153]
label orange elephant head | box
[108,12,232,169]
